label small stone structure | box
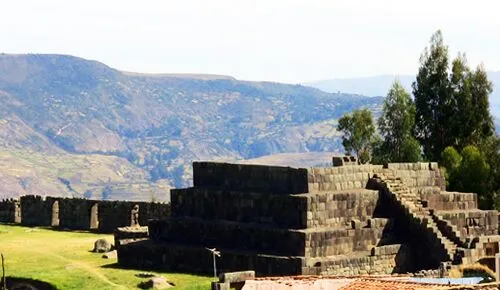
[115,159,500,276]
[0,196,170,233]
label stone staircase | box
[375,170,461,263]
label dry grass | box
[448,263,496,280]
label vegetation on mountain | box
[337,109,376,164]
[0,54,382,198]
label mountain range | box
[306,72,500,118]
[0,54,383,200]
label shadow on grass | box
[100,262,212,278]
[4,276,57,290]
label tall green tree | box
[413,30,453,161]
[469,64,494,142]
[337,108,376,164]
[413,31,495,161]
[450,55,494,149]
[442,145,491,209]
[373,80,421,163]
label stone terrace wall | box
[117,240,304,276]
[438,210,498,237]
[307,165,381,192]
[419,190,478,211]
[305,190,379,228]
[307,162,445,193]
[305,226,389,258]
[170,187,307,229]
[303,244,413,275]
[148,217,307,256]
[387,162,446,190]
[193,162,309,194]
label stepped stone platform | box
[116,158,500,276]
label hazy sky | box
[1,0,499,83]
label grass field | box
[0,224,212,289]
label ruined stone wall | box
[98,200,168,232]
[0,199,18,223]
[11,195,169,232]
[193,162,309,194]
[137,202,170,226]
[58,198,96,230]
[20,195,54,226]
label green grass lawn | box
[0,224,213,289]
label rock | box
[102,250,117,259]
[138,276,173,289]
[136,272,156,278]
[93,239,113,253]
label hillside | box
[0,54,383,198]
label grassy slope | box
[0,224,212,289]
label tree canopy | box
[373,80,421,164]
[413,31,494,161]
[337,108,376,164]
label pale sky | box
[1,0,499,83]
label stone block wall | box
[0,199,18,223]
[307,162,445,193]
[170,188,307,229]
[438,210,498,237]
[303,244,413,275]
[193,162,308,194]
[332,156,357,167]
[20,195,54,226]
[118,161,497,276]
[117,240,304,276]
[387,162,445,190]
[148,217,306,256]
[97,201,137,233]
[307,165,380,192]
[58,198,96,230]
[137,202,170,225]
[421,192,478,211]
[304,190,379,228]
[305,227,386,257]
[9,195,169,233]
